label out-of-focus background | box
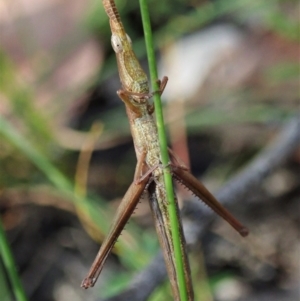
[0,0,299,300]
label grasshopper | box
[81,1,248,299]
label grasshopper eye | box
[126,34,132,44]
[111,34,123,53]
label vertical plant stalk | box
[0,219,28,301]
[138,1,189,300]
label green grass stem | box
[0,219,28,301]
[138,1,190,300]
